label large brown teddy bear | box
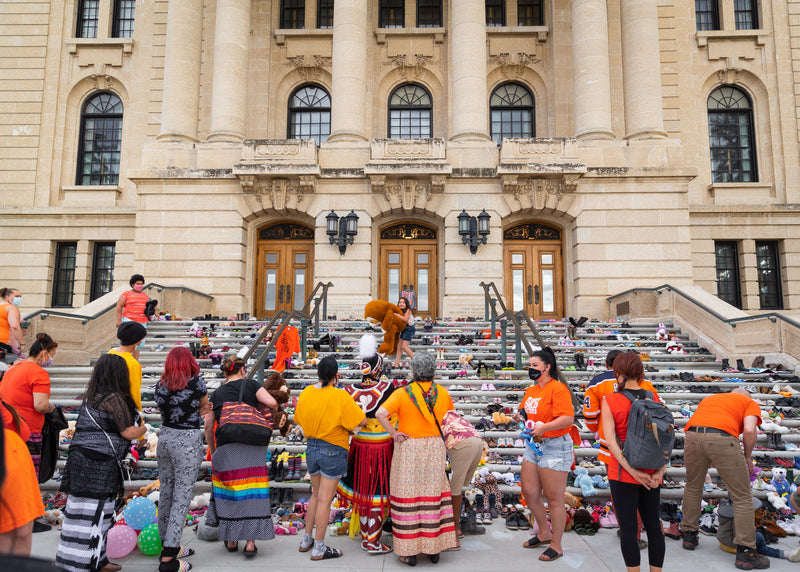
[364,300,406,356]
[261,370,292,436]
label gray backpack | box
[619,390,675,471]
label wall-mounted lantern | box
[457,209,491,254]
[326,210,359,255]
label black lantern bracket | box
[326,210,359,255]
[457,209,491,255]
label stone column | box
[328,0,368,142]
[571,0,613,139]
[208,0,252,141]
[449,0,489,141]
[620,0,666,139]
[158,0,203,141]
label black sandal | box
[310,546,342,561]
[243,544,257,558]
[224,541,238,553]
[399,555,417,567]
[429,553,440,563]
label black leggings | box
[609,479,665,568]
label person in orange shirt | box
[514,347,574,562]
[679,388,767,570]
[376,353,458,566]
[601,352,666,572]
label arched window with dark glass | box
[388,84,432,139]
[77,92,123,186]
[707,85,756,183]
[490,82,535,144]
[287,85,331,145]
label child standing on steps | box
[393,297,415,368]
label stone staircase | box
[45,318,800,503]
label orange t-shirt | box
[0,303,10,345]
[121,290,150,323]
[605,390,663,485]
[1,402,31,442]
[0,428,44,534]
[519,380,574,438]
[685,393,762,437]
[0,360,51,433]
[380,382,454,439]
[590,378,660,465]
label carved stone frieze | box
[504,175,582,212]
[717,66,743,85]
[253,178,306,211]
[488,52,541,79]
[89,73,114,90]
[287,54,331,81]
[384,53,434,80]
[373,177,437,211]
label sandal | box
[522,536,549,548]
[364,543,393,554]
[176,547,195,558]
[429,553,440,563]
[158,559,192,572]
[243,544,257,558]
[224,541,238,552]
[310,545,343,561]
[539,547,563,562]
[399,555,417,567]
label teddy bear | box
[143,430,159,458]
[261,370,292,437]
[364,300,406,355]
[573,466,597,497]
[771,467,792,497]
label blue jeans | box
[400,324,416,342]
[306,438,348,480]
[756,531,783,559]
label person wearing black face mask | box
[514,347,574,562]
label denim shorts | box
[400,324,416,342]
[522,434,573,472]
[305,438,348,480]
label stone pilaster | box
[571,0,613,139]
[208,0,252,141]
[449,0,489,141]
[620,0,667,139]
[158,0,203,142]
[328,0,368,142]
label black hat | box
[117,322,147,346]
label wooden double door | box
[255,223,314,319]
[503,223,564,320]
[378,222,438,319]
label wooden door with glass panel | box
[255,223,314,319]
[503,223,564,320]
[378,222,438,319]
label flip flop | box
[539,547,563,562]
[310,546,342,561]
[365,543,393,554]
[522,536,549,548]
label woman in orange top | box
[376,353,458,566]
[601,351,666,572]
[515,347,574,561]
[0,287,24,360]
[0,401,42,557]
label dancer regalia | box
[337,334,396,553]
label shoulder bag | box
[216,380,273,447]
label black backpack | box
[618,389,675,472]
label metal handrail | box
[242,282,333,377]
[607,284,800,330]
[23,283,214,323]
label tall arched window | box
[707,85,757,183]
[490,82,535,144]
[388,84,432,139]
[77,91,123,186]
[287,85,331,145]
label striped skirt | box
[211,443,274,542]
[389,436,458,556]
[337,432,393,513]
[55,496,115,572]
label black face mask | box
[528,367,542,381]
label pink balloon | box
[106,525,138,559]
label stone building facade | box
[1,0,798,320]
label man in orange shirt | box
[680,388,767,570]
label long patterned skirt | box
[337,431,393,513]
[389,436,458,556]
[211,443,274,542]
[55,496,115,572]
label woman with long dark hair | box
[295,356,366,560]
[601,351,666,572]
[516,347,574,562]
[155,347,209,572]
[0,333,58,478]
[56,354,146,572]
[336,335,396,554]
[204,357,277,558]
[392,297,415,368]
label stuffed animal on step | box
[143,431,158,458]
[591,474,609,489]
[767,491,790,511]
[573,467,596,497]
[771,467,792,497]
[260,370,292,436]
[139,479,160,497]
[656,323,669,341]
[666,341,685,355]
[189,493,211,511]
[364,300,406,355]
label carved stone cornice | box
[250,178,309,212]
[488,52,541,78]
[368,176,443,211]
[287,54,332,81]
[384,53,434,81]
[502,175,582,213]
